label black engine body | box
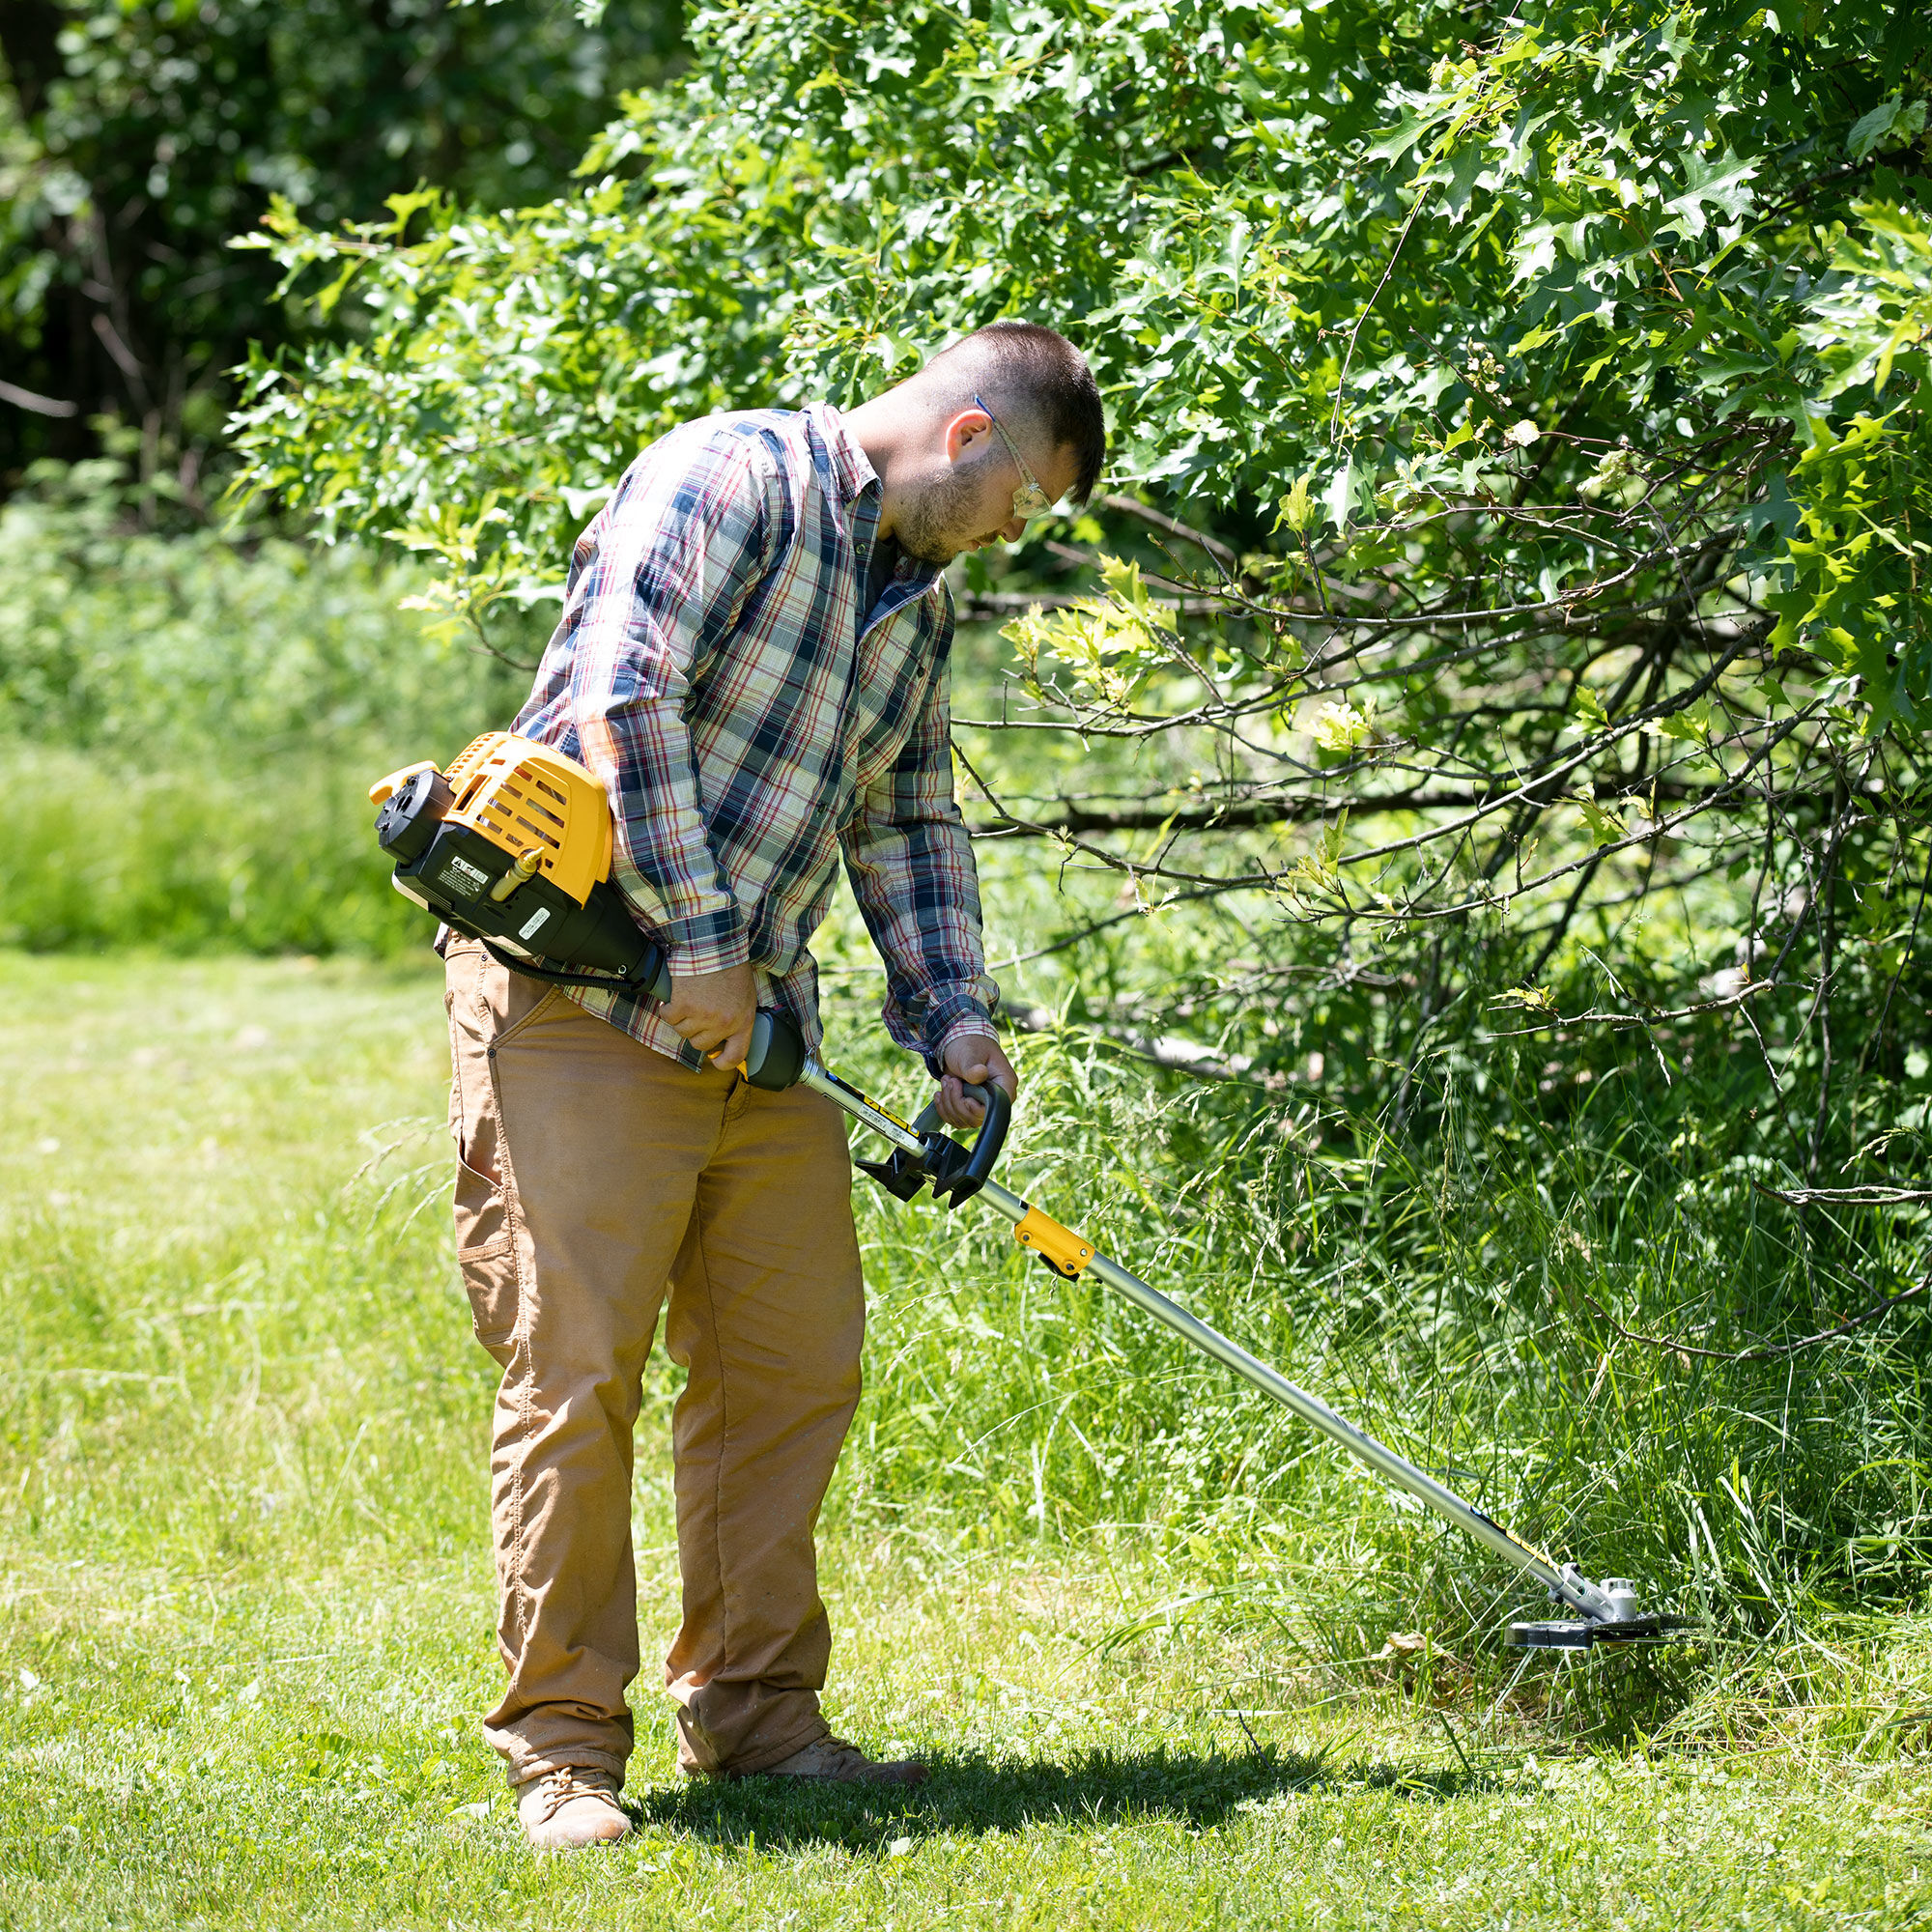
[374,766,665,988]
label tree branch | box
[1097,494,1240,571]
[1755,1185,1932,1207]
[1580,1277,1927,1363]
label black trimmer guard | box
[1509,1616,1693,1648]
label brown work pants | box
[443,939,865,1784]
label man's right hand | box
[662,961,757,1070]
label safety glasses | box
[974,393,1055,523]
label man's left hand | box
[934,1033,1019,1131]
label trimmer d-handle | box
[849,1088,1011,1210]
[743,1009,1010,1212]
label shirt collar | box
[810,401,948,610]
[812,402,880,509]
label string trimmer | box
[372,734,1681,1649]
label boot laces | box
[530,1766,620,1824]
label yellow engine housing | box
[369,732,613,907]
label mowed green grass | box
[4,952,1932,1929]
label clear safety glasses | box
[974,393,1055,523]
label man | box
[442,321,1106,1849]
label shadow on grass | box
[629,1744,1485,1852]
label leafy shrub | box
[228,0,1932,1189]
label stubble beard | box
[893,463,988,566]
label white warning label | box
[438,853,492,898]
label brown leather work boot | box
[514,1766,632,1849]
[758,1736,928,1786]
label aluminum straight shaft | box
[971,1179,1619,1621]
[981,1175,1615,1615]
[799,1056,927,1156]
[796,1052,1618,1627]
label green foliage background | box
[0,0,684,488]
[235,0,1929,681]
[0,458,526,952]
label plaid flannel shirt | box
[512,402,999,1072]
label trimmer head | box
[1508,1577,1693,1647]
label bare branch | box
[1580,1278,1927,1364]
[1755,1185,1932,1207]
[1097,494,1240,571]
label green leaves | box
[1570,795,1629,851]
[0,0,686,482]
[235,1,1919,606]
[1276,473,1319,537]
[1653,696,1714,745]
[1770,404,1932,728]
[1569,680,1611,736]
[1773,199,1932,727]
[1847,95,1929,165]
[1661,149,1761,242]
[1003,554,1182,714]
[1804,200,1932,400]
[1310,697,1379,756]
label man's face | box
[893,408,1081,565]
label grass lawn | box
[4,952,1932,1928]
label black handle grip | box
[912,1077,1011,1208]
[744,1009,808,1091]
[638,940,670,1003]
[955,1079,1010,1203]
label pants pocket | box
[452,1120,509,1257]
[449,1007,510,1257]
[447,948,523,1361]
[458,1238,521,1367]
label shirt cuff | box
[921,991,998,1077]
[938,1017,998,1054]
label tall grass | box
[1,746,439,954]
[0,464,527,954]
[839,1009,1932,1667]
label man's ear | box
[941,406,993,466]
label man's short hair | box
[927,321,1106,505]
